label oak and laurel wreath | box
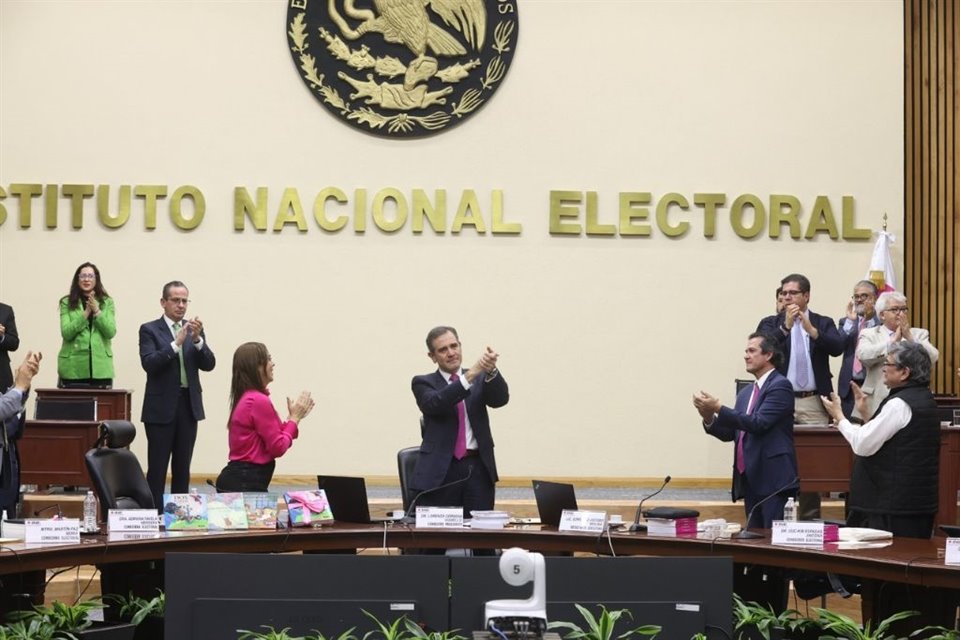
[288,12,515,134]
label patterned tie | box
[450,373,467,460]
[172,322,188,387]
[737,383,760,474]
[791,321,811,388]
[852,317,866,376]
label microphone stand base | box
[733,530,764,540]
[628,523,647,532]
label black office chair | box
[397,446,420,512]
[84,420,155,511]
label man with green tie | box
[139,281,216,511]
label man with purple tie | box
[694,332,798,528]
[410,326,508,519]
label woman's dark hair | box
[228,342,270,423]
[65,262,110,309]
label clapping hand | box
[692,390,720,422]
[819,391,845,425]
[287,391,315,423]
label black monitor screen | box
[166,553,450,639]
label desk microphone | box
[33,503,63,519]
[629,475,671,532]
[402,466,473,524]
[734,476,799,540]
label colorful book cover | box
[207,492,248,530]
[243,492,280,530]
[161,493,208,530]
[283,489,333,527]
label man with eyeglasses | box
[822,342,955,631]
[854,291,938,420]
[139,281,217,511]
[757,273,845,424]
[836,281,879,419]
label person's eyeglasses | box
[881,362,902,369]
[78,274,96,281]
[781,289,804,297]
[166,297,190,305]
[886,306,908,313]
[852,294,874,301]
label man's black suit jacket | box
[0,304,19,392]
[410,369,509,492]
[757,310,845,396]
[138,317,216,424]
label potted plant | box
[237,624,359,640]
[732,594,821,640]
[0,617,63,640]
[547,604,661,640]
[105,591,164,640]
[6,599,135,640]
[814,608,918,640]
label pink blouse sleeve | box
[248,392,299,458]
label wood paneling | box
[904,0,959,395]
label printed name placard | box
[108,509,161,533]
[25,519,81,545]
[772,521,824,546]
[107,531,162,542]
[415,507,463,528]
[559,510,607,533]
[945,538,960,565]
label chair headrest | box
[98,420,137,448]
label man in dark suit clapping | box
[410,326,509,519]
[139,281,216,510]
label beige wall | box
[0,0,903,482]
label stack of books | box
[642,507,700,538]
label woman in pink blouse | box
[215,342,314,491]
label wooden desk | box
[34,388,132,421]
[19,420,99,489]
[0,525,957,589]
[795,425,960,528]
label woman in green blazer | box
[58,262,117,387]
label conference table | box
[0,522,956,588]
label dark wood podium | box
[794,424,960,529]
[20,388,133,489]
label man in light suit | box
[0,302,19,392]
[411,326,509,518]
[855,291,938,420]
[694,332,798,528]
[139,281,216,511]
[837,280,879,418]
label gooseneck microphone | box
[402,466,474,524]
[33,504,63,519]
[734,476,800,540]
[629,475,671,532]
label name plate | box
[109,509,161,533]
[108,531,162,542]
[559,509,606,533]
[945,538,960,565]
[772,521,824,546]
[415,507,463,528]
[25,518,81,545]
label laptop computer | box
[317,475,393,524]
[531,479,578,527]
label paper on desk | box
[838,527,893,542]
[836,540,893,550]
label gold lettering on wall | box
[0,184,871,241]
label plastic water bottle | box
[783,497,798,522]
[83,491,98,532]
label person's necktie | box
[852,317,866,376]
[172,322,187,387]
[737,383,760,474]
[791,321,811,388]
[450,373,467,460]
